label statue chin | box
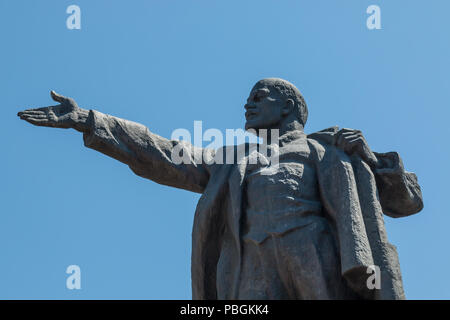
[244,121,255,131]
[245,120,266,132]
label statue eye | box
[253,95,260,102]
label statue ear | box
[282,99,294,116]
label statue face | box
[244,83,284,131]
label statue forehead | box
[250,78,291,96]
[252,78,278,89]
[249,82,273,96]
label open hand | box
[17,91,89,132]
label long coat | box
[82,110,423,300]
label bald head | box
[253,78,308,126]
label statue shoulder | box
[306,126,340,161]
[307,126,339,144]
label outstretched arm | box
[18,91,213,193]
[335,128,423,218]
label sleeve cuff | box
[82,109,112,149]
[373,151,404,175]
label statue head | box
[244,78,308,132]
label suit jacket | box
[82,110,423,300]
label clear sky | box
[1,0,449,299]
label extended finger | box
[17,108,43,116]
[20,114,49,120]
[18,110,46,117]
[17,104,60,115]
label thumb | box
[50,90,69,103]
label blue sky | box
[1,0,449,299]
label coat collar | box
[278,129,307,147]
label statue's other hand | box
[335,128,379,168]
[17,91,89,131]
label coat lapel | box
[227,153,248,299]
[191,144,249,300]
